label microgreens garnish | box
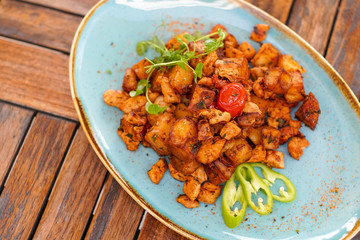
[133,27,226,114]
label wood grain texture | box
[85,176,144,240]
[33,127,107,240]
[0,0,81,52]
[0,103,33,184]
[287,0,340,54]
[326,0,360,98]
[21,0,99,16]
[0,36,77,119]
[138,213,187,240]
[0,113,75,240]
[245,0,293,23]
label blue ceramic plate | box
[70,0,360,239]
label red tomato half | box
[217,83,247,117]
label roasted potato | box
[277,54,305,73]
[194,109,231,125]
[215,58,250,82]
[295,92,320,130]
[251,43,280,67]
[239,41,256,60]
[262,126,281,150]
[175,103,193,119]
[103,89,130,109]
[169,155,202,175]
[148,158,167,184]
[222,138,252,166]
[183,176,201,201]
[176,194,200,209]
[225,47,244,58]
[168,162,187,182]
[288,137,310,160]
[197,119,213,141]
[188,85,216,112]
[131,59,151,80]
[196,137,226,164]
[144,113,176,155]
[197,182,222,204]
[165,32,189,50]
[265,150,284,169]
[119,95,147,115]
[248,145,267,163]
[203,51,219,76]
[190,165,208,183]
[161,76,181,104]
[250,24,270,42]
[169,65,194,94]
[122,68,138,92]
[220,121,241,140]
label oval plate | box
[70,0,360,239]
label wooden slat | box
[0,113,75,240]
[85,176,144,240]
[245,0,293,23]
[326,0,360,98]
[0,103,33,184]
[287,0,340,54]
[21,0,98,16]
[33,127,107,239]
[138,214,186,240]
[0,37,77,119]
[0,0,81,52]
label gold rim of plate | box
[69,0,360,239]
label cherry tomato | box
[217,83,247,117]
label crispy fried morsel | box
[250,24,270,42]
[165,32,189,50]
[131,59,151,80]
[151,70,168,92]
[251,43,280,67]
[264,67,292,95]
[168,162,187,182]
[220,121,241,140]
[195,109,232,125]
[197,77,214,88]
[239,41,256,60]
[289,119,302,129]
[210,123,224,135]
[209,24,228,37]
[169,65,194,94]
[262,126,281,150]
[203,51,219,77]
[250,94,271,126]
[122,112,147,126]
[288,137,310,160]
[119,96,147,115]
[148,158,167,184]
[277,55,305,73]
[122,68,138,92]
[188,85,216,112]
[285,71,305,104]
[196,137,226,164]
[214,58,250,82]
[183,176,201,201]
[236,101,262,127]
[154,95,175,113]
[242,127,263,145]
[265,150,284,169]
[190,165,208,183]
[189,41,207,68]
[224,33,239,48]
[250,67,268,79]
[212,157,236,180]
[267,117,279,129]
[197,119,213,141]
[248,145,267,163]
[144,113,175,155]
[279,126,302,144]
[103,89,130,109]
[204,164,225,185]
[267,105,291,127]
[295,92,320,130]
[197,182,222,204]
[175,103,193,119]
[176,195,200,209]
[253,77,265,98]
[161,76,181,104]
[148,89,160,103]
[225,47,244,58]
[222,138,252,166]
[118,117,143,151]
[212,75,228,89]
[169,155,202,175]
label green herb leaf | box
[183,34,195,42]
[176,61,187,71]
[136,41,148,56]
[195,62,203,79]
[145,102,167,114]
[129,79,150,97]
[193,31,204,40]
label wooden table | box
[0,0,359,239]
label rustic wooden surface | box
[0,0,359,239]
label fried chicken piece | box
[295,92,320,130]
[288,137,310,160]
[148,158,167,184]
[250,24,270,42]
[176,195,200,208]
[197,182,222,204]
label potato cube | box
[265,150,284,169]
[288,137,310,160]
[196,137,226,164]
[176,194,200,209]
[197,182,222,204]
[262,126,281,150]
[250,24,270,42]
[220,121,241,140]
[147,158,168,184]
